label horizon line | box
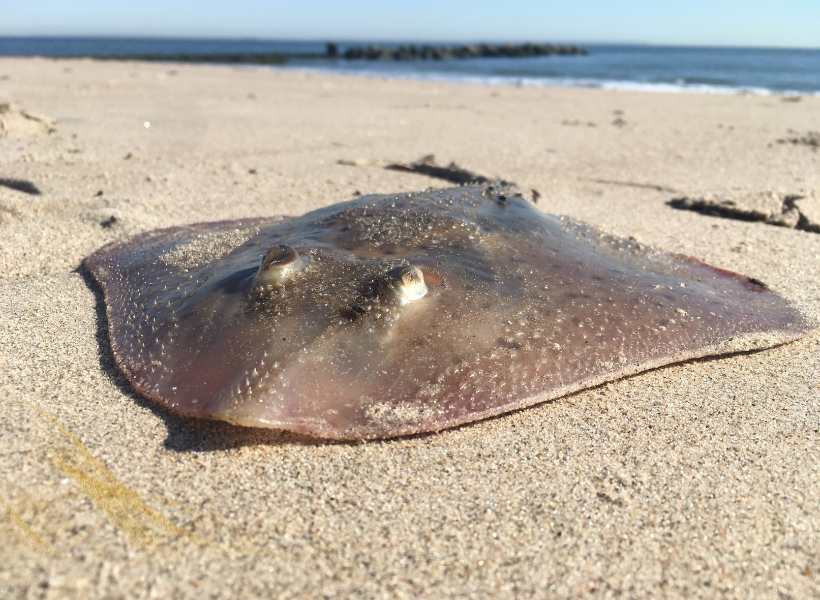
[0,33,818,52]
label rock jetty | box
[334,42,588,61]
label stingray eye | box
[255,245,306,287]
[385,265,428,305]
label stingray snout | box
[254,244,308,288]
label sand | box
[0,58,818,599]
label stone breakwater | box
[52,42,587,66]
[327,42,588,61]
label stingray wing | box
[84,187,812,439]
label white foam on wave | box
[286,65,819,97]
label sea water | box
[2,37,819,95]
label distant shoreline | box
[2,38,819,94]
[1,35,819,52]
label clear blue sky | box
[1,1,818,48]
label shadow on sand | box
[78,263,348,453]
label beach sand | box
[1,58,818,598]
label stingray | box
[84,186,812,440]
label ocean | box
[2,36,819,95]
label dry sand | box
[1,58,818,598]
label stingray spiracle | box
[254,245,308,288]
[384,264,428,305]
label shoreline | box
[3,39,820,96]
[282,64,818,96]
[9,55,817,96]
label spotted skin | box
[84,186,812,439]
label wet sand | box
[1,58,818,598]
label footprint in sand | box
[0,102,56,137]
[775,130,820,151]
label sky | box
[1,1,819,48]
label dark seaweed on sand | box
[0,178,41,195]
